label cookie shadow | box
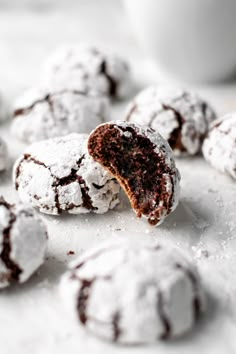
[162,199,213,233]
[171,290,218,345]
[0,257,67,295]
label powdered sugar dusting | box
[12,87,109,144]
[125,86,216,156]
[42,44,131,99]
[13,133,120,215]
[0,199,47,288]
[61,239,205,343]
[203,113,236,179]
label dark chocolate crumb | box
[67,250,75,256]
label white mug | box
[123,0,236,83]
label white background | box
[1,1,236,353]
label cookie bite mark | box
[88,122,180,226]
[0,198,22,281]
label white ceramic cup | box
[123,0,236,83]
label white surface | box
[1,1,236,353]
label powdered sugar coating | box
[61,239,205,344]
[0,197,47,288]
[202,113,236,179]
[0,137,9,171]
[125,86,216,156]
[13,133,120,215]
[42,44,131,99]
[88,121,180,226]
[12,87,109,143]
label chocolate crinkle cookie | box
[0,137,9,171]
[88,121,180,226]
[203,113,236,179]
[125,86,216,156]
[61,240,205,344]
[42,44,131,99]
[13,133,120,215]
[0,197,47,288]
[11,87,108,144]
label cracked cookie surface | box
[42,44,131,99]
[61,240,205,344]
[0,197,47,288]
[125,86,216,156]
[88,121,180,226]
[203,113,236,179]
[13,133,120,215]
[12,87,108,143]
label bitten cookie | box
[13,134,120,215]
[61,240,205,344]
[0,137,9,171]
[0,197,47,288]
[12,87,108,143]
[88,121,180,226]
[125,86,216,156]
[42,44,131,99]
[202,113,236,179]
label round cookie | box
[0,137,9,171]
[202,113,236,179]
[61,240,205,344]
[0,197,47,288]
[12,87,108,143]
[125,86,216,156]
[13,133,120,215]
[88,121,180,226]
[42,44,131,99]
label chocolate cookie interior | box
[88,124,174,225]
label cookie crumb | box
[67,250,75,256]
